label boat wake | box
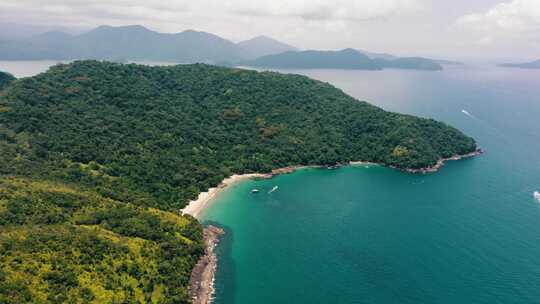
[269,186,279,194]
[534,191,540,203]
[461,109,512,145]
[461,109,476,119]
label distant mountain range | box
[0,25,297,63]
[238,36,298,59]
[242,49,382,70]
[0,25,249,62]
[434,59,464,66]
[499,59,540,69]
[0,22,84,41]
[242,48,444,71]
[0,24,456,70]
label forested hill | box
[0,61,476,302]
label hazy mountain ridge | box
[373,57,443,70]
[243,49,444,71]
[0,22,82,41]
[357,49,397,60]
[0,25,456,69]
[242,48,382,70]
[357,50,463,67]
[238,35,298,59]
[434,59,464,66]
[499,59,540,69]
[0,25,297,63]
[0,25,249,63]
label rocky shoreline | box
[189,225,225,304]
[402,149,484,174]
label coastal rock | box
[404,149,484,174]
[189,225,225,304]
[271,166,297,175]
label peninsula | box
[0,61,478,302]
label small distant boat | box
[268,186,278,194]
[251,189,260,194]
[534,191,540,203]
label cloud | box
[229,0,421,21]
[455,0,540,32]
[475,36,494,46]
[0,0,421,29]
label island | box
[237,35,298,59]
[241,48,382,70]
[243,48,444,71]
[499,59,540,69]
[0,61,478,302]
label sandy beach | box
[181,173,266,218]
[181,166,320,218]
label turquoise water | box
[202,65,540,303]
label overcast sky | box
[0,0,538,60]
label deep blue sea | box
[202,65,540,303]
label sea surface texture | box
[202,65,540,304]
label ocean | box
[2,61,540,303]
[201,65,540,303]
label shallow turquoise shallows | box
[202,65,540,304]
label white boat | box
[534,191,540,203]
[251,189,260,194]
[268,186,278,193]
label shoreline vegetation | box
[184,149,483,303]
